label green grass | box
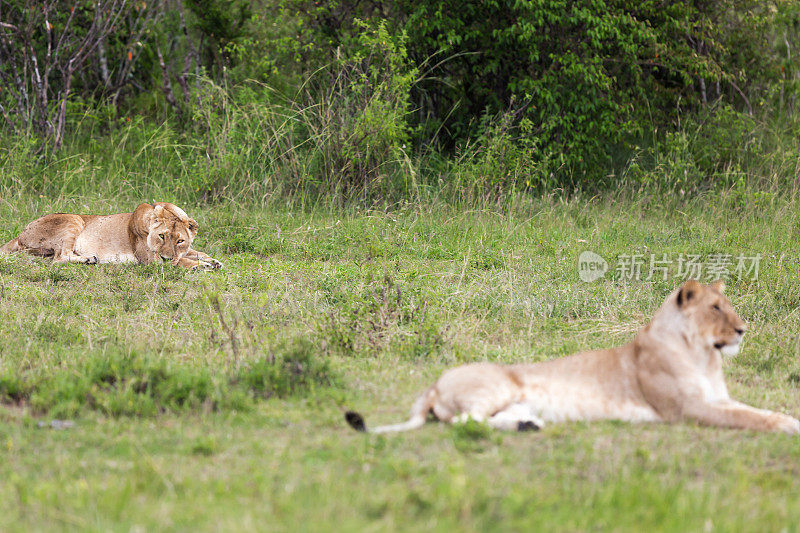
[2,193,800,531]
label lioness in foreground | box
[346,280,800,435]
[0,202,223,270]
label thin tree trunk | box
[157,45,182,120]
[98,37,110,87]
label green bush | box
[332,20,417,191]
[620,104,800,193]
[318,274,441,357]
[1,343,337,418]
[232,339,338,398]
[288,0,785,181]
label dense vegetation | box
[2,0,800,200]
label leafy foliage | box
[287,0,789,179]
[1,0,800,190]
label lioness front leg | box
[184,248,223,270]
[684,400,800,434]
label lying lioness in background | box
[0,202,223,271]
[346,280,799,434]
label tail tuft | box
[345,411,367,432]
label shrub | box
[620,104,800,194]
[1,342,338,417]
[232,339,338,398]
[318,274,441,357]
[288,0,786,182]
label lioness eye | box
[712,304,721,311]
[159,234,165,240]
[176,239,184,244]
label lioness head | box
[676,280,747,356]
[146,203,199,265]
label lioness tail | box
[345,386,437,434]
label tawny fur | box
[347,281,800,435]
[0,202,223,270]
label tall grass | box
[2,76,800,211]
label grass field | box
[2,192,800,531]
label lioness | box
[0,202,223,270]
[346,280,800,434]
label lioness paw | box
[196,257,224,271]
[517,420,540,432]
[73,254,98,264]
[202,257,224,270]
[192,258,223,272]
[776,415,800,435]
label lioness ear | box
[187,218,199,238]
[676,279,702,308]
[709,280,726,293]
[152,204,165,219]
